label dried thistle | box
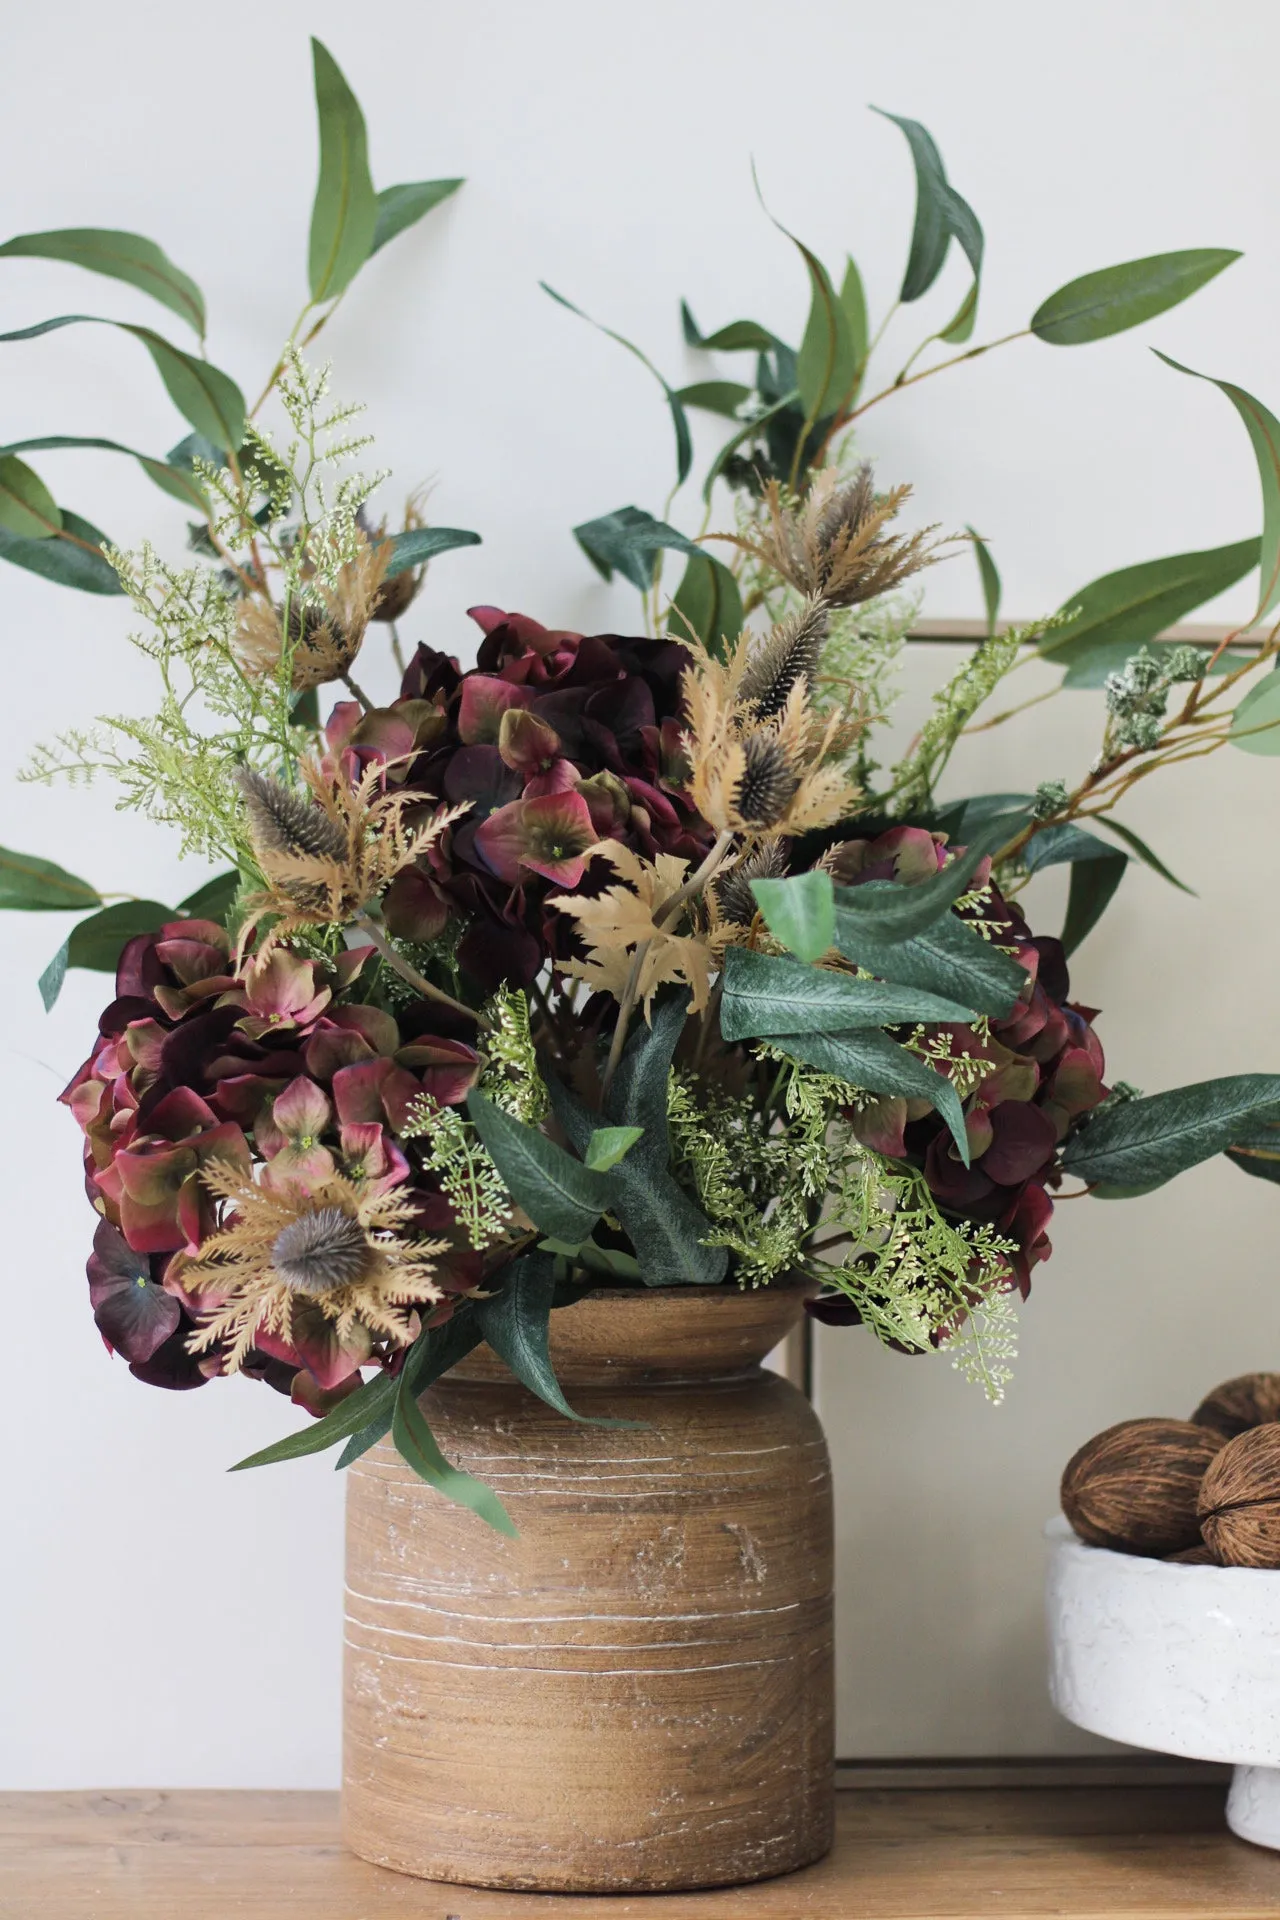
[181,1164,448,1374]
[738,596,829,720]
[743,465,943,608]
[711,838,790,926]
[235,758,465,960]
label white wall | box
[3,0,1279,1786]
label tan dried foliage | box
[550,841,713,1016]
[233,534,391,689]
[735,465,943,609]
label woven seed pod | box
[1164,1542,1221,1565]
[1191,1373,1280,1441]
[1198,1424,1280,1568]
[1060,1417,1226,1557]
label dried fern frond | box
[232,534,391,690]
[549,840,713,1016]
[735,465,945,608]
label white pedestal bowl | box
[1046,1516,1280,1848]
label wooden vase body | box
[341,1286,834,1892]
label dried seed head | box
[238,768,348,864]
[738,599,828,722]
[271,1205,373,1295]
[713,840,790,925]
[733,733,800,829]
[1060,1417,1225,1556]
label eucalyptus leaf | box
[1031,250,1240,345]
[336,1312,484,1468]
[0,434,207,513]
[231,1364,401,1470]
[0,315,244,449]
[667,550,744,654]
[0,846,101,911]
[673,381,752,418]
[392,1360,515,1536]
[177,871,241,922]
[749,869,835,962]
[702,389,801,502]
[871,109,983,310]
[474,1252,639,1427]
[831,908,1027,1018]
[308,38,378,302]
[0,508,121,594]
[467,1091,612,1246]
[1060,853,1127,957]
[1023,823,1125,873]
[1042,538,1259,673]
[39,899,172,1010]
[0,456,59,538]
[967,527,1001,636]
[1061,1075,1280,1187]
[839,257,868,372]
[575,506,699,593]
[832,810,1029,946]
[383,525,481,578]
[543,282,691,484]
[1155,354,1280,619]
[795,243,857,424]
[1226,1115,1280,1186]
[371,178,463,255]
[0,227,206,334]
[1090,817,1194,895]
[764,1026,970,1165]
[719,946,980,1041]
[680,303,777,353]
[1230,666,1280,754]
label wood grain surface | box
[6,1785,1280,1917]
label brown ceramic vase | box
[341,1283,834,1892]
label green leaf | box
[231,1364,401,1470]
[795,245,857,424]
[967,527,1001,637]
[1060,853,1127,957]
[474,1252,639,1427]
[335,1312,484,1468]
[667,551,744,655]
[830,907,1027,1018]
[720,946,981,1042]
[0,456,60,538]
[467,1091,612,1246]
[0,227,206,335]
[0,507,121,594]
[672,381,752,418]
[871,109,983,308]
[1023,822,1125,874]
[584,1127,644,1172]
[0,846,101,911]
[1041,538,1259,675]
[1225,1114,1280,1186]
[1230,666,1280,754]
[1089,817,1194,895]
[177,871,241,922]
[370,178,463,255]
[839,257,868,372]
[680,302,777,353]
[39,899,172,1011]
[1062,1076,1280,1188]
[392,1361,516,1536]
[574,506,699,594]
[1155,355,1280,620]
[383,525,481,578]
[0,434,208,513]
[749,869,835,962]
[702,389,801,503]
[832,810,1030,947]
[0,315,245,450]
[543,283,691,485]
[1031,250,1240,346]
[765,1026,971,1165]
[308,38,378,302]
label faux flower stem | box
[352,912,490,1030]
[340,670,374,712]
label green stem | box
[352,912,490,1030]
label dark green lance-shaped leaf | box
[702,389,801,503]
[831,907,1027,1018]
[392,1360,516,1535]
[1156,354,1280,619]
[0,227,206,334]
[584,1127,644,1172]
[673,381,752,418]
[667,551,744,655]
[967,527,1001,637]
[1031,250,1240,346]
[749,869,835,963]
[336,1311,485,1468]
[0,507,121,594]
[575,505,700,594]
[308,38,378,302]
[1042,537,1259,677]
[0,315,245,450]
[932,791,1031,838]
[0,434,207,513]
[1230,665,1280,755]
[177,870,241,922]
[839,257,868,372]
[232,1363,401,1470]
[795,243,857,424]
[680,302,778,353]
[765,1026,970,1165]
[0,456,60,538]
[468,1090,612,1246]
[383,525,481,578]
[371,178,463,254]
[1090,816,1194,895]
[871,108,984,308]
[720,946,981,1042]
[0,846,101,911]
[832,810,1029,947]
[1023,822,1125,875]
[1226,1114,1280,1186]
[39,898,172,1010]
[1060,853,1127,957]
[474,1252,640,1427]
[1061,1075,1280,1187]
[543,283,691,485]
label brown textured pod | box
[1199,1423,1280,1567]
[1191,1372,1280,1440]
[342,1285,833,1893]
[1060,1417,1226,1556]
[1163,1542,1221,1565]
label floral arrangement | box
[9,53,1280,1531]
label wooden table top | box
[5,1784,1280,1919]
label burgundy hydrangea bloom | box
[323,607,714,991]
[61,919,486,1404]
[821,826,1107,1307]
